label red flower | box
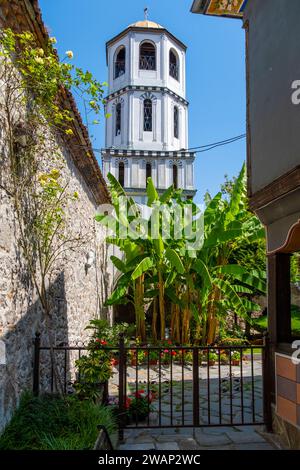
[167,340,172,345]
[171,351,177,356]
[100,340,107,345]
[125,397,132,409]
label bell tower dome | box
[101,13,196,204]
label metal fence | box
[33,333,272,436]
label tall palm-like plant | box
[189,164,266,344]
[96,165,266,345]
[96,173,183,341]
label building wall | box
[0,131,113,431]
[102,154,194,192]
[105,91,188,151]
[107,31,186,98]
[244,0,300,195]
[0,1,113,431]
[103,24,195,200]
[275,353,300,447]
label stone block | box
[226,430,267,444]
[178,438,199,450]
[194,431,231,447]
[156,442,180,450]
[119,443,156,450]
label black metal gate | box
[33,333,272,436]
[117,336,271,433]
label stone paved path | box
[118,425,277,450]
[109,358,264,426]
[110,357,276,450]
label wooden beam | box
[249,165,300,211]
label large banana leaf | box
[214,265,266,293]
[231,285,253,294]
[165,248,185,274]
[192,258,212,288]
[110,255,127,273]
[105,285,128,305]
[131,257,153,280]
[203,228,243,249]
[213,278,247,319]
[165,270,178,288]
[146,177,159,206]
[107,172,126,197]
[159,185,174,204]
[225,163,246,223]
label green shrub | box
[0,392,117,450]
[218,337,249,347]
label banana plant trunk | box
[170,300,180,343]
[152,297,158,343]
[206,286,221,345]
[134,275,146,342]
[158,268,165,340]
[181,284,191,345]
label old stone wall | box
[0,36,113,434]
[0,135,114,431]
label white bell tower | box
[102,13,196,204]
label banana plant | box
[95,164,267,346]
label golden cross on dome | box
[144,7,149,21]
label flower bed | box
[126,389,155,422]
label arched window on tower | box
[144,99,153,132]
[146,163,152,186]
[169,50,179,81]
[140,42,156,70]
[114,46,126,79]
[115,103,121,136]
[173,164,178,189]
[118,162,125,187]
[174,106,179,139]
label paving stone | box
[156,435,183,442]
[233,425,264,433]
[119,443,156,450]
[126,436,155,444]
[195,426,235,435]
[194,432,231,447]
[226,430,267,444]
[198,445,235,450]
[232,443,275,450]
[159,428,181,435]
[178,438,199,450]
[156,442,180,450]
[176,428,196,435]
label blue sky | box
[40,0,246,203]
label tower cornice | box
[101,148,195,160]
[105,85,189,106]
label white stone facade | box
[102,21,196,204]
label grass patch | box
[253,304,300,336]
[0,392,117,450]
[243,348,262,355]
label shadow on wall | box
[0,272,69,432]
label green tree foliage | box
[96,164,266,345]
